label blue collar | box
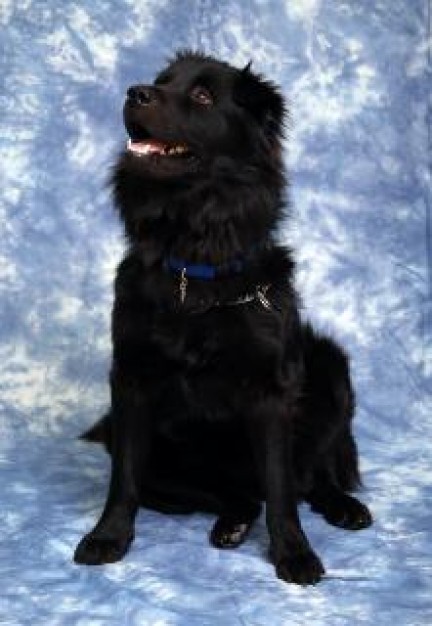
[165,255,244,280]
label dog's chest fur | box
[112,253,289,423]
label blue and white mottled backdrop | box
[1,1,431,624]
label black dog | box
[74,51,372,585]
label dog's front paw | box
[74,532,133,565]
[275,550,325,586]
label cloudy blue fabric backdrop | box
[1,1,431,624]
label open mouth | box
[126,138,193,159]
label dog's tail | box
[79,412,112,453]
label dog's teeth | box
[163,145,187,156]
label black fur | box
[74,51,372,584]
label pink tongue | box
[127,139,166,155]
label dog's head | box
[120,51,285,182]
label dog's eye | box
[190,86,213,106]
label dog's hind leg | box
[300,323,372,531]
[307,481,372,530]
[305,428,372,530]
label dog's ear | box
[233,64,285,140]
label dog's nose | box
[126,85,155,106]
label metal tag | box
[179,268,188,303]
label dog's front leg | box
[256,398,325,585]
[74,371,146,565]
